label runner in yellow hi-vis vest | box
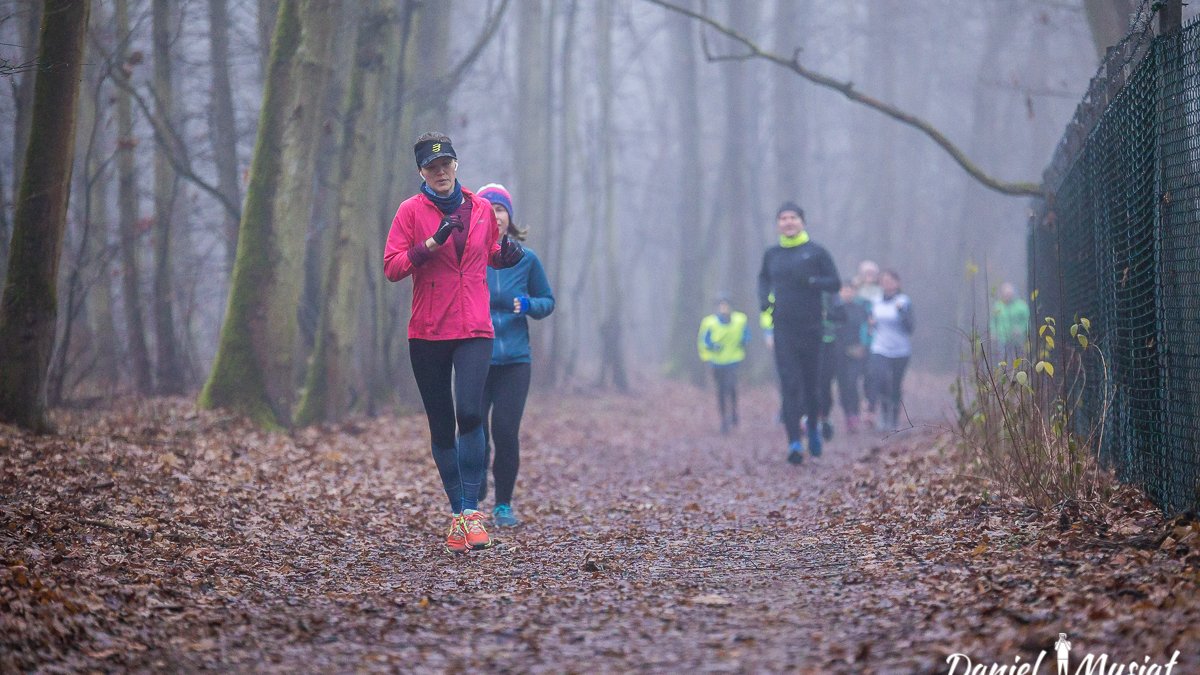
[698,297,751,434]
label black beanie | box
[776,201,805,220]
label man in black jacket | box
[758,202,840,464]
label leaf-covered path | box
[2,375,1197,672]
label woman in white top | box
[868,269,913,430]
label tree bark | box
[266,0,340,420]
[663,2,707,385]
[151,0,186,394]
[10,2,41,203]
[207,0,243,270]
[772,0,808,210]
[1084,0,1135,58]
[199,0,302,428]
[515,0,550,369]
[0,0,90,432]
[596,2,627,392]
[295,1,392,426]
[258,0,280,79]
[543,0,577,388]
[50,11,118,403]
[114,0,153,394]
[719,3,756,318]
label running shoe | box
[463,510,493,549]
[821,418,834,441]
[492,503,519,527]
[808,429,823,458]
[787,440,805,465]
[445,515,468,553]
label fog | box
[0,0,1175,415]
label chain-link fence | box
[1029,13,1200,515]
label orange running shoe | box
[445,515,468,553]
[463,510,493,550]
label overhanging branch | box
[644,0,1044,198]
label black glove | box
[431,216,463,246]
[497,235,524,267]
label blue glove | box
[514,296,531,314]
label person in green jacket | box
[698,296,751,434]
[989,281,1029,359]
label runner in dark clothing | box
[814,294,845,441]
[476,183,555,528]
[758,202,841,464]
[832,280,872,432]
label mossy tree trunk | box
[0,0,90,432]
[265,0,340,420]
[198,0,301,428]
[295,0,391,426]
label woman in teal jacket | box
[477,184,555,527]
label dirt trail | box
[3,374,1197,672]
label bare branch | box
[643,0,1044,197]
[443,0,511,86]
[106,68,242,221]
[415,0,512,102]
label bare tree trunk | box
[258,0,280,78]
[296,1,393,425]
[50,15,117,404]
[151,0,186,394]
[199,0,302,428]
[596,2,627,392]
[515,0,551,367]
[114,0,153,394]
[0,0,90,432]
[10,2,41,203]
[718,3,757,316]
[772,0,808,206]
[543,0,577,388]
[207,0,243,270]
[369,0,419,413]
[663,2,706,385]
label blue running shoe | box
[787,440,805,465]
[808,426,823,457]
[492,503,519,527]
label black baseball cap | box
[414,138,457,168]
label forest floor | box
[2,373,1198,673]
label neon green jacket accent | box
[760,292,775,331]
[990,298,1030,348]
[698,311,749,365]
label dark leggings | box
[482,362,531,506]
[409,338,493,513]
[712,363,739,424]
[869,353,910,429]
[773,326,822,443]
[816,341,836,419]
[835,351,864,417]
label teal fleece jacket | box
[486,247,555,365]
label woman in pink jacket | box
[384,132,524,553]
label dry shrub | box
[952,316,1120,510]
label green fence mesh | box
[1029,17,1200,515]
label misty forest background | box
[0,0,1178,427]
